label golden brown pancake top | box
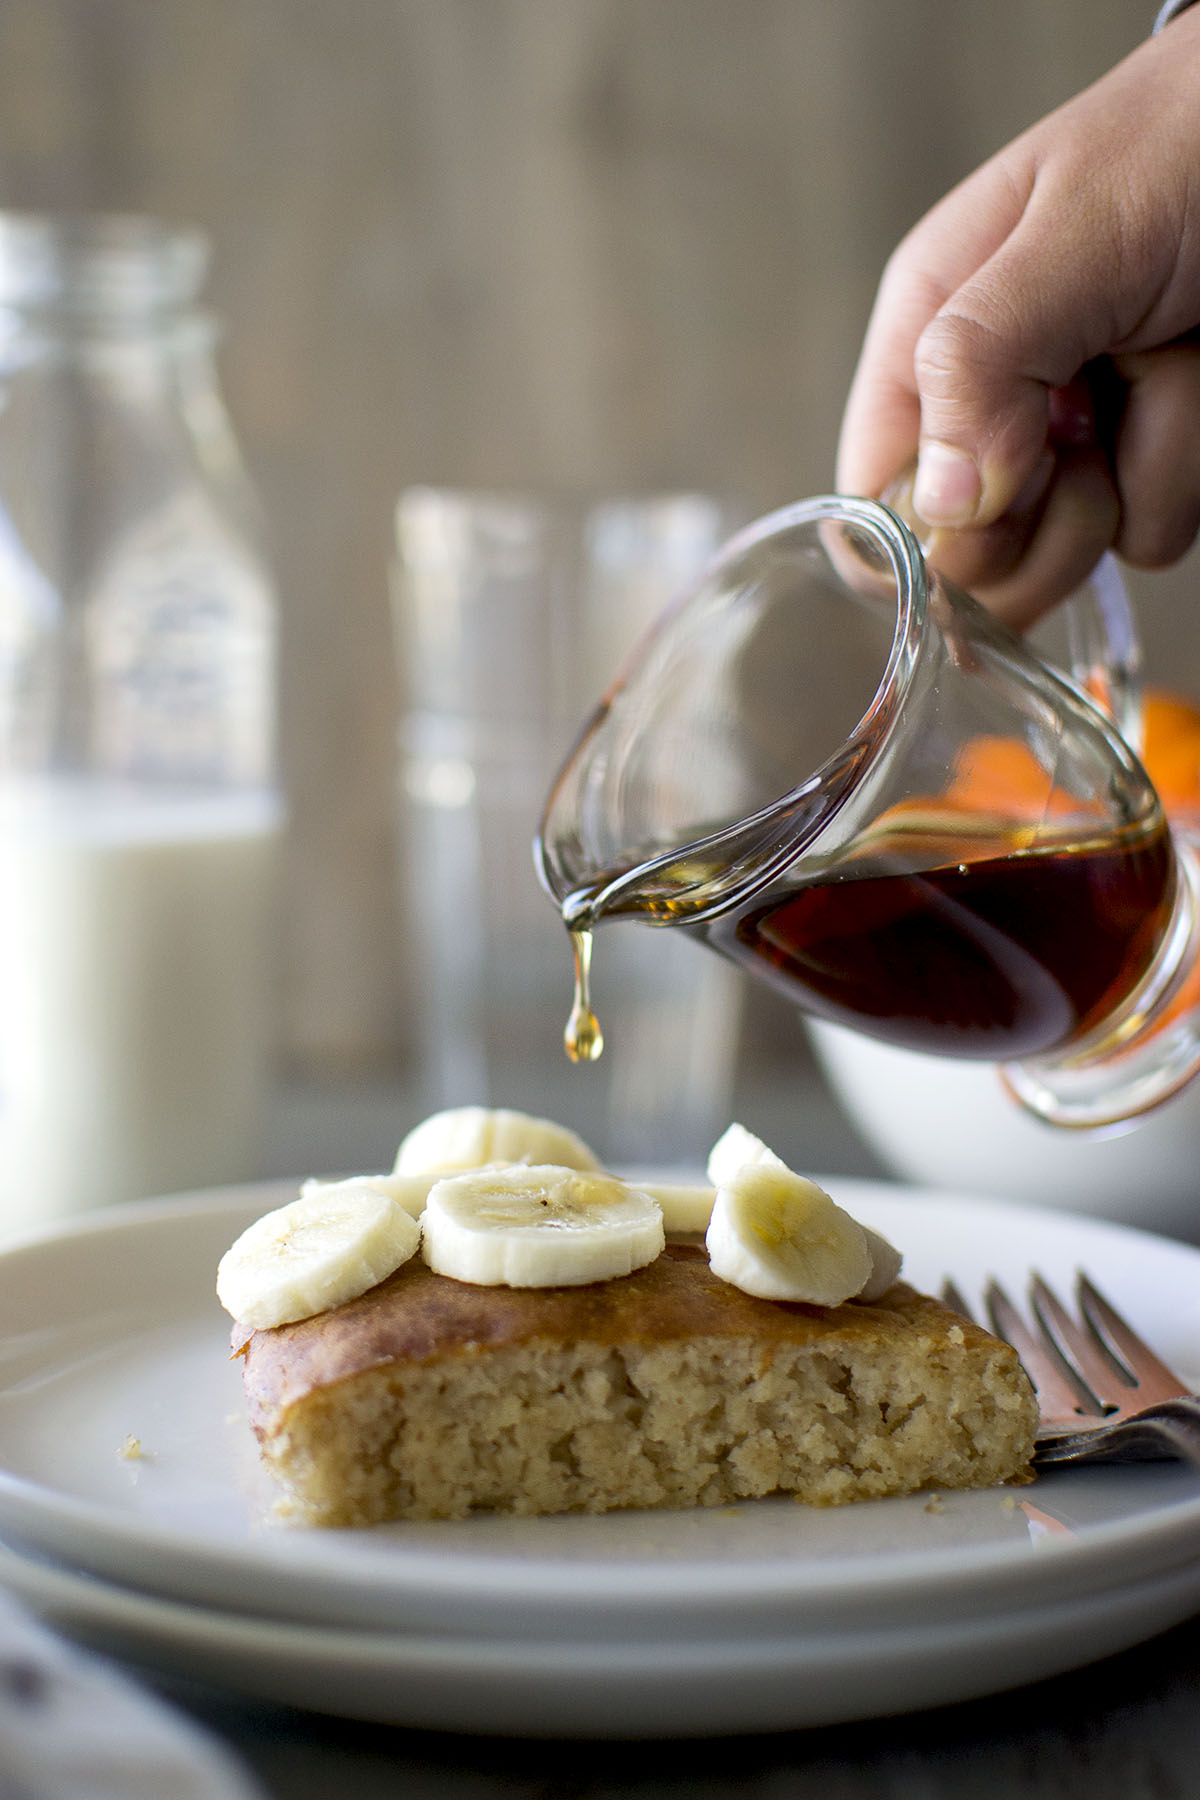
[235,1243,999,1421]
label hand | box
[837,7,1200,628]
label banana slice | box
[633,1180,718,1234]
[705,1120,785,1186]
[421,1164,664,1287]
[300,1171,436,1219]
[394,1106,602,1176]
[858,1230,904,1302]
[217,1182,421,1328]
[706,1121,902,1300]
[705,1164,873,1305]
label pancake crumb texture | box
[240,1250,1037,1526]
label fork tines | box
[1071,1274,1192,1403]
[983,1276,1096,1432]
[942,1269,1194,1438]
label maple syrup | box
[561,815,1177,1065]
[704,819,1176,1059]
[564,926,604,1063]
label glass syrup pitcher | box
[536,495,1200,1131]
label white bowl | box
[807,1019,1200,1241]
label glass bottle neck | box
[0,211,207,307]
[0,211,209,344]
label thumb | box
[909,299,1055,530]
[905,187,1123,530]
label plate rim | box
[7,1529,1200,1737]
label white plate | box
[7,1532,1200,1738]
[1,1182,1200,1648]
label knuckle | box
[913,307,1018,401]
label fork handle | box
[1038,1396,1200,1445]
[1037,1403,1200,1470]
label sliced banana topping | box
[704,1120,902,1302]
[858,1228,904,1302]
[706,1121,784,1186]
[705,1164,873,1306]
[218,1107,905,1325]
[301,1171,437,1219]
[217,1182,421,1329]
[421,1163,664,1288]
[632,1179,719,1234]
[629,1167,900,1295]
[394,1105,602,1176]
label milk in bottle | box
[0,212,281,1229]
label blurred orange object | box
[1140,689,1200,818]
[940,689,1200,825]
[944,734,1076,820]
[1133,689,1200,1040]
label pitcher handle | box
[879,471,1142,750]
[1058,552,1143,751]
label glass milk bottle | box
[0,212,282,1231]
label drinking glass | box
[393,487,744,1170]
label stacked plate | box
[1,1181,1200,1737]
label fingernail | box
[913,443,982,527]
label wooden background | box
[0,0,1194,1080]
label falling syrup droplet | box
[564,926,604,1063]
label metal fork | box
[942,1271,1200,1469]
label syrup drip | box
[564,926,604,1062]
